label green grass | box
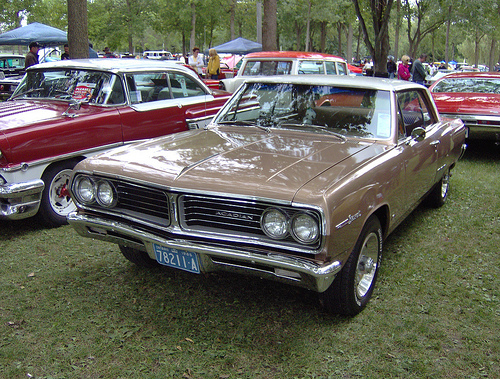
[1,141,499,379]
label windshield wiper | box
[217,120,271,133]
[280,123,347,141]
[9,87,44,100]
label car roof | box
[244,51,346,61]
[27,58,190,74]
[433,71,500,79]
[241,75,422,91]
[0,54,24,58]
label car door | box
[396,89,439,209]
[119,70,211,142]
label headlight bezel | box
[95,180,117,208]
[73,175,96,205]
[290,212,320,244]
[260,207,321,245]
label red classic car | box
[429,71,500,141]
[0,59,230,226]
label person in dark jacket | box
[411,53,428,85]
[25,41,40,68]
[387,56,396,79]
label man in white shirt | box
[188,47,204,75]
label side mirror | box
[411,127,426,142]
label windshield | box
[11,69,125,105]
[214,82,392,139]
[432,77,500,94]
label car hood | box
[0,100,70,131]
[432,92,500,115]
[81,127,380,202]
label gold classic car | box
[68,76,466,315]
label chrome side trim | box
[68,212,341,292]
[1,142,124,173]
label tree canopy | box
[1,0,500,71]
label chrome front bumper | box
[67,211,342,293]
[0,179,45,220]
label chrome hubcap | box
[355,232,379,299]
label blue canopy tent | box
[209,37,262,55]
[0,22,68,46]
[0,22,98,58]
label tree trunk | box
[394,0,401,60]
[262,0,277,50]
[338,23,343,57]
[190,2,196,51]
[489,38,496,72]
[351,0,394,76]
[67,0,89,58]
[320,21,327,52]
[230,0,236,40]
[347,23,353,63]
[305,1,311,51]
[445,6,452,68]
[295,21,302,51]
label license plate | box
[153,244,200,274]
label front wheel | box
[38,161,79,227]
[320,216,383,316]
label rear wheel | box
[427,169,450,208]
[38,161,79,227]
[320,216,383,316]
[119,245,160,268]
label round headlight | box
[74,176,95,204]
[96,180,116,207]
[291,213,319,244]
[261,208,288,239]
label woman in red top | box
[398,55,411,80]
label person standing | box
[398,55,411,81]
[387,56,396,79]
[188,47,204,76]
[103,47,117,58]
[207,49,220,80]
[25,41,40,68]
[61,44,70,60]
[411,53,428,85]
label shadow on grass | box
[0,216,48,241]
[462,140,499,162]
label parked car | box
[429,71,500,141]
[0,59,231,226]
[68,75,466,315]
[219,51,348,92]
[203,62,238,89]
[424,69,459,87]
[0,54,25,76]
[0,54,25,99]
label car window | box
[396,90,434,138]
[298,61,325,75]
[168,72,206,98]
[432,77,500,94]
[216,82,392,139]
[241,61,292,76]
[126,71,206,104]
[336,62,347,75]
[13,68,124,105]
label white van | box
[143,50,172,60]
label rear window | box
[241,61,292,76]
[432,77,500,94]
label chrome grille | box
[111,179,170,225]
[180,195,266,235]
[178,194,321,250]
